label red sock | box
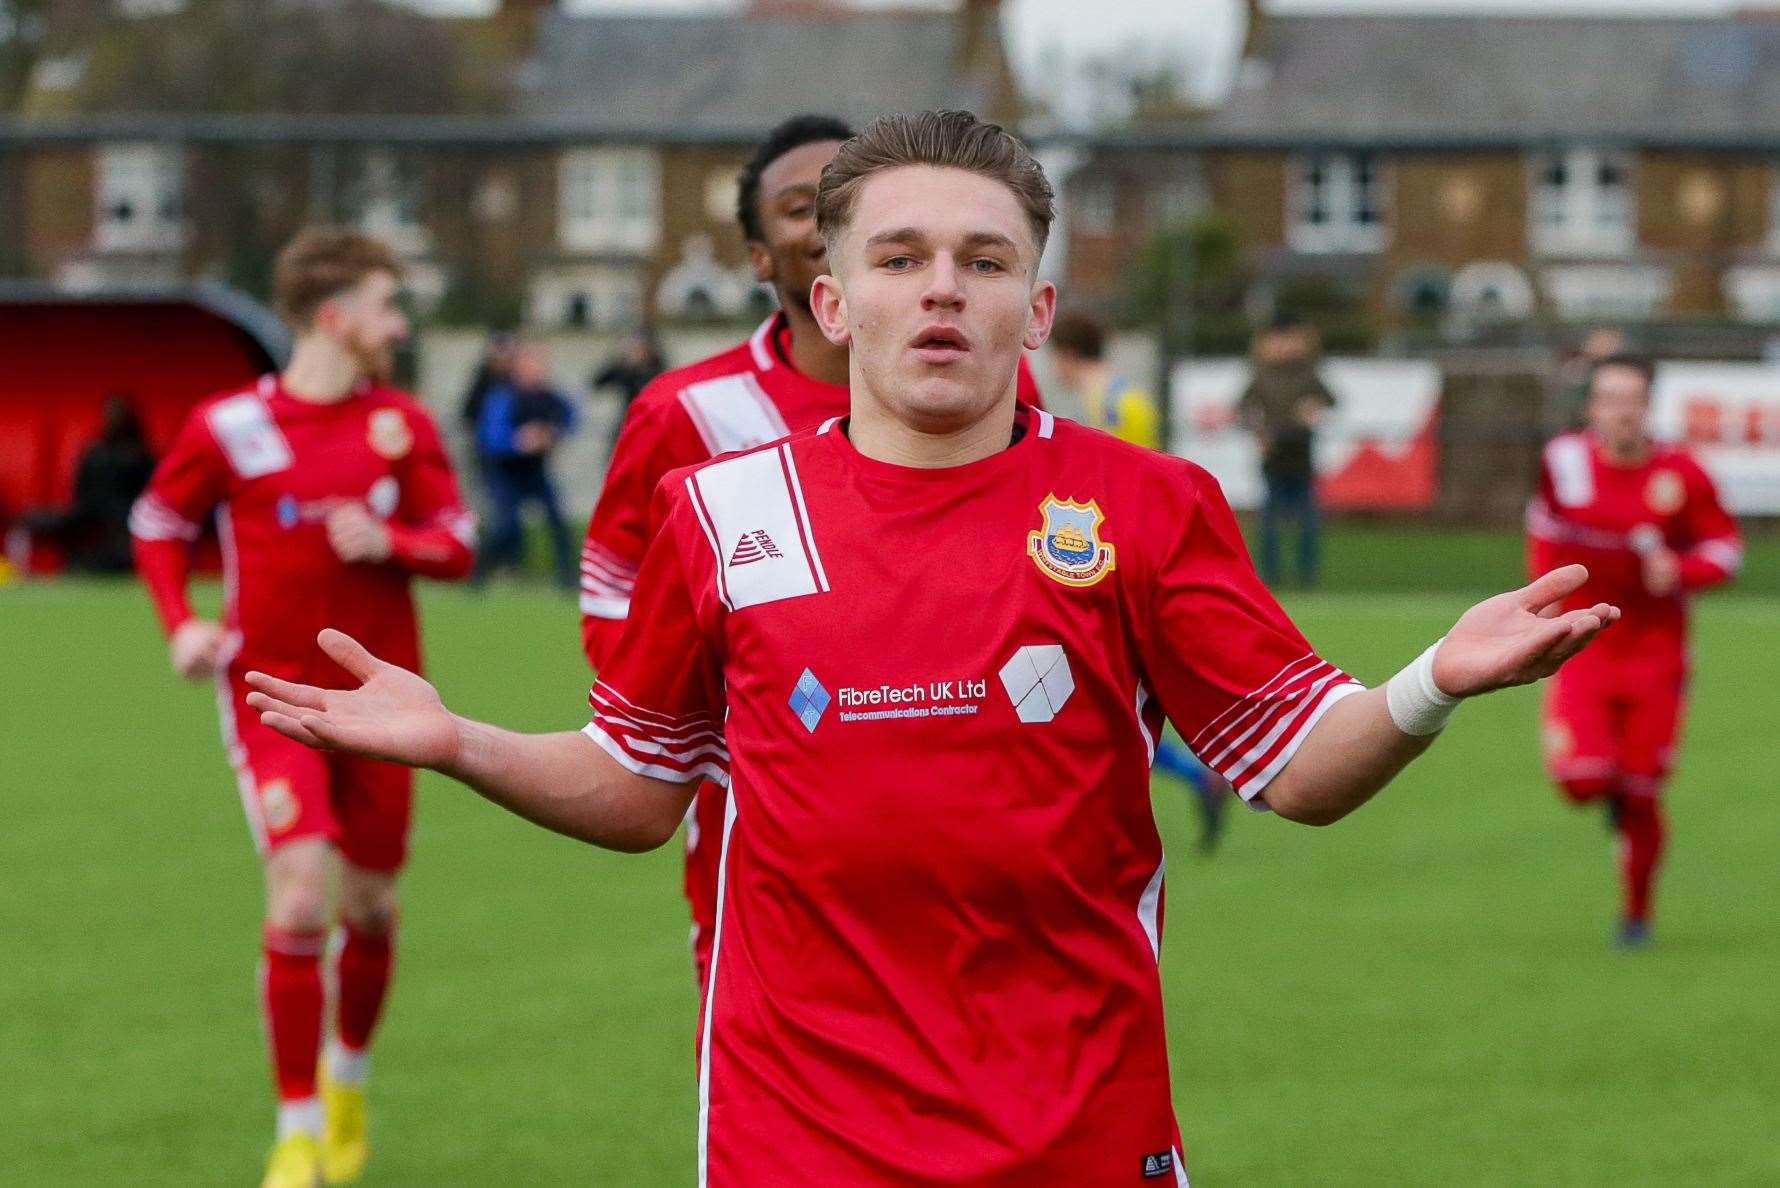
[334,921,395,1054]
[261,926,327,1102]
[1614,792,1666,923]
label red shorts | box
[217,671,413,871]
[1542,643,1685,798]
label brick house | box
[1059,7,1780,343]
[0,0,1021,329]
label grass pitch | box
[4,570,1777,1185]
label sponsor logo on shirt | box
[788,668,832,733]
[793,669,990,727]
[367,407,413,460]
[1028,494,1116,588]
[997,644,1075,724]
[729,529,783,567]
[273,482,399,529]
[1141,1150,1175,1179]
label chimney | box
[955,0,1022,123]
[1241,0,1268,61]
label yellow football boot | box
[261,1132,322,1188]
[319,1070,368,1184]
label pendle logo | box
[729,529,784,567]
[1141,1150,1175,1179]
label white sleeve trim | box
[579,593,632,619]
[581,721,729,787]
[1237,680,1366,804]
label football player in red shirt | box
[580,113,1041,998]
[1527,353,1740,947]
[131,229,474,1187]
[245,114,1616,1184]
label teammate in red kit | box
[131,229,474,1187]
[1526,353,1740,947]
[245,114,1615,1184]
[580,113,1041,996]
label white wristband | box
[1385,640,1460,737]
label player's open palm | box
[1433,564,1620,697]
[244,629,460,769]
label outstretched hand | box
[1432,564,1619,698]
[244,629,461,770]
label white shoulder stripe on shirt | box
[1544,436,1594,508]
[678,372,791,458]
[207,390,293,478]
[687,444,829,612]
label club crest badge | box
[1028,494,1116,588]
[1644,469,1685,516]
[368,407,413,460]
[259,778,298,833]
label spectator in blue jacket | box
[471,341,579,588]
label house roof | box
[516,10,1002,137]
[1204,14,1780,148]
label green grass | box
[4,574,1778,1185]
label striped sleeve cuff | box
[1190,655,1367,803]
[580,541,639,619]
[128,493,201,542]
[583,680,728,786]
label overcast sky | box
[417,0,1750,115]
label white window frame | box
[1287,152,1386,254]
[94,142,187,253]
[1529,146,1634,258]
[558,147,661,254]
[346,149,428,257]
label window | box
[528,265,644,330]
[559,148,661,254]
[1530,147,1633,257]
[343,150,426,256]
[95,142,186,252]
[1288,152,1384,254]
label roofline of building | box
[0,115,772,148]
[10,115,1780,154]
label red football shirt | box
[580,312,1044,968]
[1527,431,1739,660]
[131,374,474,676]
[585,407,1360,1183]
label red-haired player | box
[1527,353,1740,946]
[131,229,474,1186]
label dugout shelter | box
[0,283,287,572]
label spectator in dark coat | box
[1238,314,1337,588]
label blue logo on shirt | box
[788,668,832,733]
[275,493,300,530]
